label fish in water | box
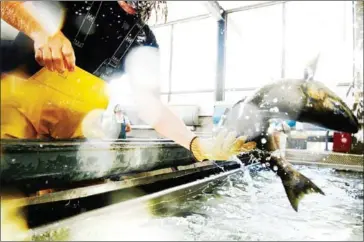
[219,79,359,211]
[237,143,325,212]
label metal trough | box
[1,138,196,190]
[30,169,241,241]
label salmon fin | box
[282,170,325,212]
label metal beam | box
[281,2,286,79]
[160,89,215,95]
[205,1,225,21]
[151,14,211,29]
[226,1,287,14]
[215,11,227,102]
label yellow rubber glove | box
[189,129,257,162]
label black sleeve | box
[142,25,159,49]
[1,32,42,76]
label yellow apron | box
[1,67,109,139]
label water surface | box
[34,166,364,241]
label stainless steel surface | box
[31,169,241,238]
[289,160,363,172]
[286,149,364,172]
[11,160,236,206]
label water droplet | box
[45,180,48,184]
[75,11,78,14]
[273,98,278,103]
[39,144,43,148]
[269,107,279,113]
[102,14,105,17]
[86,6,91,10]
[261,138,267,144]
[265,162,270,167]
[341,138,347,143]
[11,158,16,163]
[273,165,278,171]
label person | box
[114,104,131,139]
[0,1,253,162]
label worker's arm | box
[125,47,253,161]
[135,92,196,150]
[0,1,75,72]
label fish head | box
[299,81,359,133]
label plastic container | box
[333,132,352,153]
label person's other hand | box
[32,31,75,73]
[190,129,257,162]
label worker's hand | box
[189,129,257,162]
[125,123,132,133]
[32,31,76,73]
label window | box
[218,1,270,11]
[160,94,169,104]
[165,1,210,23]
[285,1,354,85]
[170,17,218,92]
[169,92,215,115]
[152,26,172,93]
[225,4,283,89]
[332,85,355,107]
[224,90,256,104]
[1,20,19,40]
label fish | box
[237,144,325,212]
[222,79,359,140]
[219,79,359,211]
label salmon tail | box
[281,170,325,212]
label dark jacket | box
[1,1,159,78]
